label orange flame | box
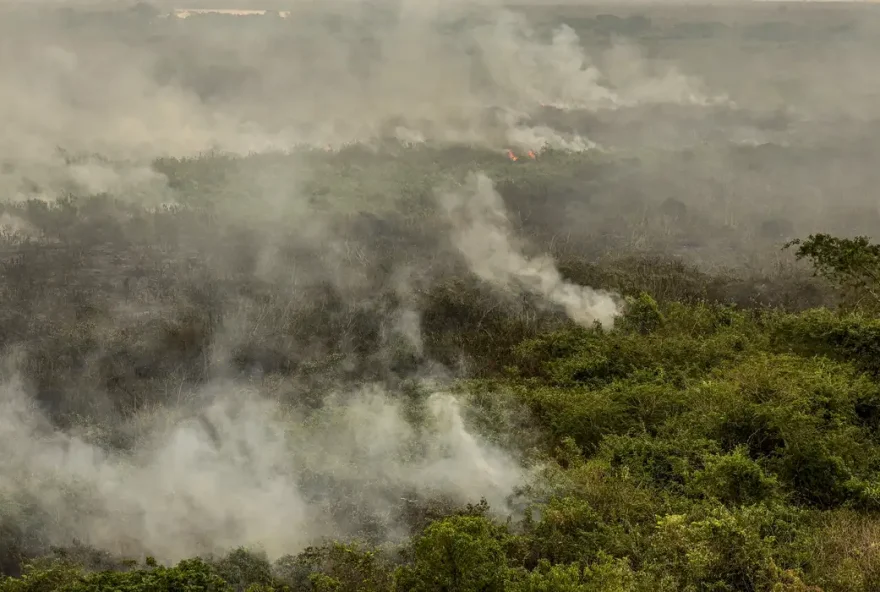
[507,149,518,161]
[527,150,536,160]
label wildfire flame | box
[506,149,538,162]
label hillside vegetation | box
[0,147,878,591]
[4,2,880,591]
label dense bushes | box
[0,558,229,592]
[5,293,880,590]
[3,148,880,589]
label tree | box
[786,234,880,312]
[394,516,511,592]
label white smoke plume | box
[0,370,526,563]
[439,172,621,327]
[0,1,721,201]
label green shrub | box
[212,548,275,592]
[275,542,393,592]
[511,373,688,455]
[0,560,83,592]
[617,293,664,335]
[0,558,232,592]
[394,516,512,592]
[521,497,612,565]
[689,447,781,506]
[504,555,635,592]
[771,308,880,377]
[512,302,760,388]
[598,434,717,492]
[645,506,792,592]
[673,353,880,507]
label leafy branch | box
[786,234,880,311]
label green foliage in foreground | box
[7,238,880,591]
[6,298,880,591]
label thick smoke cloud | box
[0,370,526,562]
[0,0,719,201]
[440,172,621,327]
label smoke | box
[0,0,721,201]
[474,12,725,112]
[0,369,526,563]
[3,0,880,572]
[439,172,621,328]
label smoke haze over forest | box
[1,2,880,588]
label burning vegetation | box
[506,149,538,162]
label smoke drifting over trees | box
[2,1,880,590]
